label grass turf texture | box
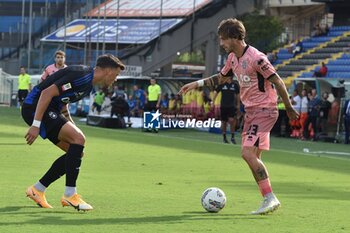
[0,106,349,233]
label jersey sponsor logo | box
[48,111,58,119]
[237,74,251,87]
[61,83,72,91]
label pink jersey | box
[41,64,67,81]
[221,45,277,110]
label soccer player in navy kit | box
[22,54,125,211]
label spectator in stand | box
[288,40,295,54]
[311,24,323,37]
[290,90,301,137]
[303,88,321,140]
[322,24,330,36]
[293,39,303,57]
[343,98,350,144]
[267,52,277,64]
[313,62,328,77]
[318,92,331,134]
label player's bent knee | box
[241,148,255,163]
[72,133,85,145]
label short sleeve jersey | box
[215,81,239,108]
[148,84,161,101]
[220,45,277,109]
[18,74,31,90]
[41,63,68,81]
[24,65,94,111]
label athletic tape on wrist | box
[197,80,204,87]
[32,120,41,128]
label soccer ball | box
[201,187,226,213]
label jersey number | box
[247,124,258,136]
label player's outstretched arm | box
[179,73,232,94]
[25,84,59,145]
[268,74,299,120]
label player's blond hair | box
[217,18,246,40]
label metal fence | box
[0,69,13,105]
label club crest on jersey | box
[242,60,247,69]
[48,111,58,119]
[61,83,72,91]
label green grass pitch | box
[0,107,349,233]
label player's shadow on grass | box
[0,212,264,226]
[0,206,77,215]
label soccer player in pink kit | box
[180,18,299,215]
[41,50,73,121]
[41,50,67,82]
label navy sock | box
[39,154,66,188]
[65,144,84,187]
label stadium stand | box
[276,26,350,84]
[274,26,350,69]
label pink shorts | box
[242,108,278,150]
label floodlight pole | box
[158,0,163,38]
[63,0,67,52]
[190,0,196,53]
[115,0,120,54]
[102,1,107,54]
[84,0,91,65]
[96,0,101,58]
[27,0,33,69]
[20,0,25,44]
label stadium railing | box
[0,69,13,106]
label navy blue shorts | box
[21,103,68,144]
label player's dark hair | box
[217,18,246,40]
[96,54,125,70]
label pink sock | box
[258,178,273,196]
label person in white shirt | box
[299,89,309,138]
[290,90,301,137]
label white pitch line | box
[82,125,350,161]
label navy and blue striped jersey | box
[24,65,94,111]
